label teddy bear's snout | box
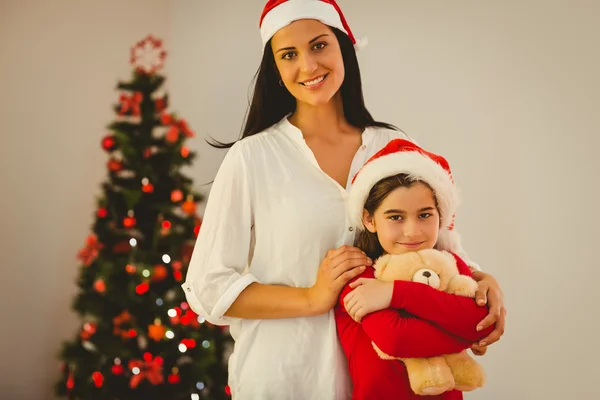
[412,268,441,288]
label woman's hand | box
[344,278,393,323]
[307,246,372,315]
[472,271,506,348]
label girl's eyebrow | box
[383,206,435,215]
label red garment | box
[334,253,494,400]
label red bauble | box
[168,374,181,384]
[225,385,232,396]
[102,135,116,152]
[107,158,123,172]
[92,371,104,388]
[136,282,150,295]
[181,146,190,158]
[97,208,108,218]
[173,270,183,282]
[171,190,183,202]
[112,364,125,375]
[123,216,136,228]
[142,183,154,193]
[93,279,106,293]
[151,265,168,282]
[125,264,136,274]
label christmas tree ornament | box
[119,92,142,116]
[135,281,150,295]
[171,190,183,202]
[123,210,136,228]
[151,265,168,282]
[128,353,164,388]
[92,371,104,388]
[141,177,154,193]
[155,97,166,112]
[130,35,166,75]
[80,322,97,340]
[168,367,181,384]
[107,158,123,172]
[181,146,190,158]
[93,279,106,293]
[182,195,197,215]
[77,234,103,266]
[96,207,108,218]
[112,240,132,254]
[111,363,124,375]
[137,334,148,350]
[101,135,117,152]
[148,319,167,341]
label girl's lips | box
[400,241,425,248]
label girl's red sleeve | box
[339,270,471,359]
[389,253,494,342]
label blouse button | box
[349,227,354,232]
[186,287,191,292]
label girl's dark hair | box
[355,174,439,260]
[209,27,398,148]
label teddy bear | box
[372,249,485,396]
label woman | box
[182,1,505,399]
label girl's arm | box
[388,254,493,342]
[339,272,471,359]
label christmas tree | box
[55,36,232,400]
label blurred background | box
[1,0,598,399]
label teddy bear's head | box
[373,249,463,293]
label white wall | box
[1,0,598,399]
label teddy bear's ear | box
[373,254,392,279]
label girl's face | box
[362,183,440,255]
[271,19,345,107]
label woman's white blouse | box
[181,117,473,399]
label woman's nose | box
[299,53,318,74]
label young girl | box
[335,139,495,399]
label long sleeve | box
[389,254,493,342]
[181,141,258,325]
[338,272,470,359]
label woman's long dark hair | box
[355,174,440,260]
[210,27,398,148]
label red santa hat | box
[259,0,366,50]
[348,139,462,253]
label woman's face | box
[363,183,441,255]
[271,19,345,107]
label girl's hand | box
[472,271,506,348]
[308,246,372,315]
[344,278,393,323]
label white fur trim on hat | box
[348,151,459,232]
[260,1,348,49]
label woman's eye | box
[390,215,402,221]
[282,52,296,60]
[313,42,327,50]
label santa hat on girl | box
[348,139,463,255]
[259,0,366,50]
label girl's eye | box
[419,213,432,219]
[313,42,327,51]
[389,215,403,221]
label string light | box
[162,254,171,263]
[132,367,140,375]
[191,394,200,400]
[167,309,177,318]
[142,269,150,278]
[165,330,174,339]
[196,382,205,390]
[129,238,137,247]
[202,340,210,349]
[156,298,163,306]
[178,343,187,353]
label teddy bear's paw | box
[420,384,454,396]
